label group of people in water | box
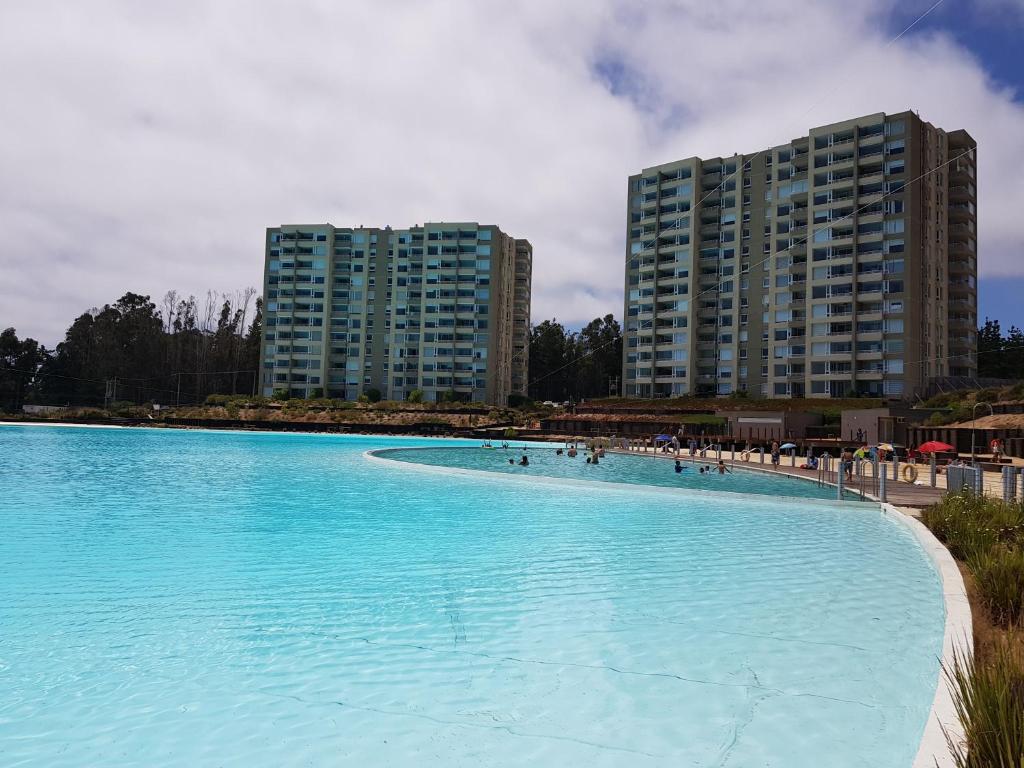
[555,445,606,464]
[675,459,733,475]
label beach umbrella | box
[877,442,894,452]
[918,440,955,453]
[655,434,673,442]
[780,442,796,450]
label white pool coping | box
[881,502,971,768]
[369,447,971,768]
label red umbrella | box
[918,440,955,453]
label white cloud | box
[0,0,1021,344]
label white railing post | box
[879,469,887,503]
[930,453,937,488]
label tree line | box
[1,290,262,411]
[977,319,1024,380]
[527,314,623,403]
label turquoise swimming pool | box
[0,425,943,767]
[376,444,866,501]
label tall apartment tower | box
[261,222,532,405]
[623,110,977,400]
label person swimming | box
[556,448,564,456]
[519,455,529,466]
[508,458,514,465]
[674,460,683,473]
[717,460,731,474]
[699,467,705,474]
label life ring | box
[740,451,751,462]
[901,464,918,483]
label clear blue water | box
[0,425,944,767]
[378,445,865,501]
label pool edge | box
[881,502,970,768]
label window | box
[885,159,905,175]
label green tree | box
[576,314,622,399]
[527,319,578,402]
[0,328,49,411]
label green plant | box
[926,411,953,426]
[922,493,1024,561]
[407,389,425,403]
[970,548,1024,627]
[308,387,324,399]
[364,388,382,403]
[272,387,290,400]
[507,393,533,409]
[503,427,518,439]
[944,638,1024,767]
[975,388,1000,404]
[924,392,962,408]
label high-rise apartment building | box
[261,222,532,405]
[623,110,977,400]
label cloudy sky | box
[2,0,1023,345]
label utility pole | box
[104,378,117,410]
[176,373,181,407]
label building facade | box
[623,110,977,400]
[261,222,531,405]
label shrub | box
[407,389,425,403]
[204,394,232,406]
[921,493,1024,561]
[309,387,324,399]
[357,394,369,404]
[975,388,1000,404]
[945,638,1024,767]
[924,392,962,408]
[503,427,518,439]
[926,411,953,426]
[508,394,533,409]
[970,548,1024,627]
[364,388,382,403]
[272,388,290,400]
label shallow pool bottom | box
[0,426,942,767]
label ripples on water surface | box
[0,425,943,767]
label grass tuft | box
[970,548,1024,629]
[945,638,1024,767]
